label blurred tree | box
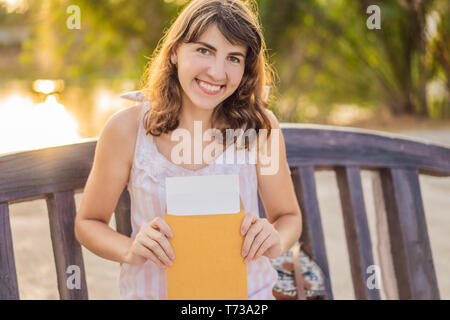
[18,0,182,86]
[259,0,450,120]
[8,0,450,120]
[428,0,450,118]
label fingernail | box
[242,250,247,257]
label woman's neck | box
[177,96,215,134]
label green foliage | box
[260,0,450,120]
[2,0,450,120]
[16,0,180,87]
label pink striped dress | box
[119,100,278,299]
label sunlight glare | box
[33,80,56,94]
[0,0,28,13]
[0,93,80,155]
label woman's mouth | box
[195,78,225,95]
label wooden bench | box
[1,124,449,300]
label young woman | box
[75,0,302,299]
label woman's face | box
[172,24,247,112]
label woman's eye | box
[198,48,210,55]
[197,48,240,64]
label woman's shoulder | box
[262,108,280,129]
[101,104,143,167]
[107,104,142,136]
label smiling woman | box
[141,0,275,140]
[75,0,302,301]
[171,24,247,112]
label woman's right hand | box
[124,216,175,267]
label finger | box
[146,227,175,261]
[245,227,271,262]
[139,234,173,266]
[134,242,165,268]
[151,217,174,238]
[240,212,258,236]
[241,219,264,258]
[254,233,276,260]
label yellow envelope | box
[164,175,248,300]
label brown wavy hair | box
[140,0,277,148]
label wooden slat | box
[291,166,334,300]
[379,168,440,299]
[0,140,96,203]
[115,187,132,237]
[46,191,88,300]
[290,169,312,256]
[0,202,19,299]
[335,166,380,299]
[371,171,399,299]
[282,126,450,177]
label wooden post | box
[0,202,20,299]
[371,170,399,299]
[46,191,88,299]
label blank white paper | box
[165,174,240,216]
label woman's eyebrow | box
[194,41,246,57]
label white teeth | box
[198,80,221,92]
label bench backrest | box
[1,124,449,300]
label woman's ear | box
[170,44,179,65]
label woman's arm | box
[240,109,302,262]
[74,107,139,264]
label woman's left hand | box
[240,212,282,263]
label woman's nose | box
[206,59,226,84]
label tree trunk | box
[388,91,415,115]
